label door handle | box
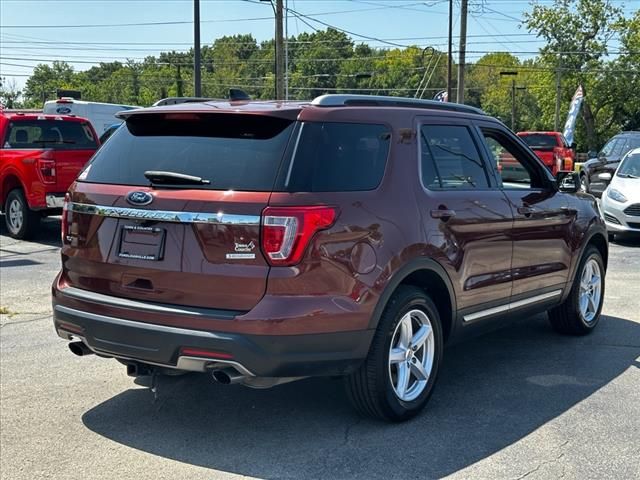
[430,209,456,220]
[517,206,536,217]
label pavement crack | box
[342,417,362,446]
[0,315,52,328]
[512,440,569,480]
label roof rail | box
[152,97,220,107]
[311,94,485,115]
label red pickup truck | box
[1,111,99,239]
[517,131,575,175]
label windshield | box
[617,152,640,178]
[80,113,295,191]
[4,120,98,150]
[519,134,557,150]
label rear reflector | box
[261,206,337,266]
[180,347,234,360]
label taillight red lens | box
[37,158,56,184]
[261,206,337,266]
[61,193,71,244]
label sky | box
[1,0,638,91]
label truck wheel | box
[4,189,39,240]
[548,246,605,335]
[345,286,443,422]
[580,174,589,193]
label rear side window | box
[284,122,391,192]
[420,125,490,189]
[4,120,97,150]
[80,113,295,191]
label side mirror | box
[587,150,598,159]
[556,171,580,193]
[597,172,612,181]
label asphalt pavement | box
[1,217,639,480]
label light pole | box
[446,0,453,103]
[500,71,518,130]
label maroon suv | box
[52,95,608,421]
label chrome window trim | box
[463,289,562,323]
[68,202,260,225]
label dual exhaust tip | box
[68,341,247,385]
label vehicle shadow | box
[81,313,640,479]
[0,216,61,248]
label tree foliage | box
[9,3,639,152]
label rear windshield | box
[81,113,296,191]
[4,120,97,150]
[80,114,391,193]
[520,134,557,150]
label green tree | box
[524,0,625,149]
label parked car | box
[580,131,640,197]
[601,147,640,240]
[43,98,140,136]
[517,131,575,175]
[1,110,99,239]
[98,123,120,144]
[52,94,608,421]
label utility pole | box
[284,0,289,100]
[456,0,468,104]
[193,0,202,97]
[554,60,562,131]
[275,0,285,100]
[446,0,453,102]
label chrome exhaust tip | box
[211,368,244,385]
[68,341,94,357]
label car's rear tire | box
[548,246,605,335]
[345,286,443,422]
[4,189,39,240]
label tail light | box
[261,206,338,266]
[37,158,56,184]
[61,193,71,244]
[564,156,573,171]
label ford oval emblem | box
[56,106,72,114]
[126,191,153,206]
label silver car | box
[601,147,640,238]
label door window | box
[420,125,490,189]
[600,138,619,157]
[481,129,546,190]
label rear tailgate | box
[61,110,297,312]
[64,184,269,311]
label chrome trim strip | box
[55,305,235,340]
[463,289,562,323]
[60,286,243,319]
[68,202,260,225]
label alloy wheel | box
[579,258,602,323]
[388,309,435,402]
[7,198,23,233]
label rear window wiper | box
[618,173,639,179]
[144,170,211,186]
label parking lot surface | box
[1,218,639,480]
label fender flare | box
[367,257,457,331]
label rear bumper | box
[53,303,374,378]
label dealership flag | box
[563,85,584,146]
